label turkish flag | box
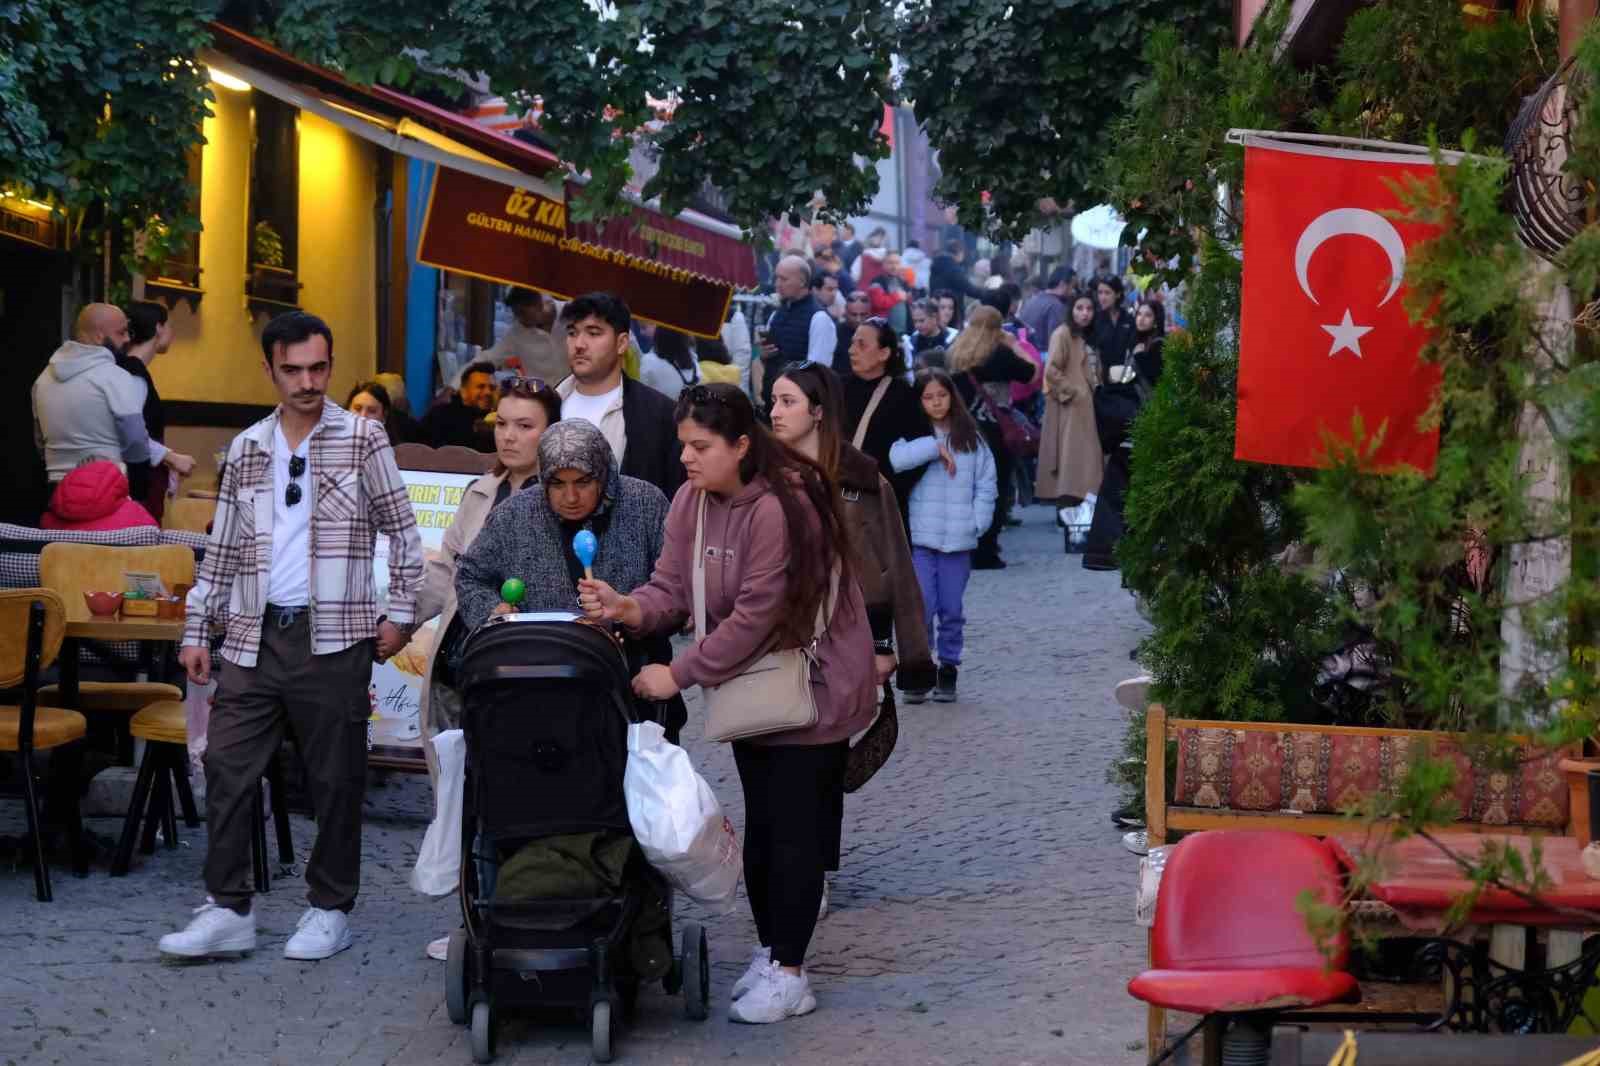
[1235,140,1444,474]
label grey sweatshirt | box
[32,341,155,481]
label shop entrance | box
[0,239,73,525]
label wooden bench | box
[1140,704,1576,1062]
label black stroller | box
[443,613,710,1063]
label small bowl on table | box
[83,591,123,618]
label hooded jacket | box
[41,460,158,532]
[629,476,878,747]
[32,341,154,481]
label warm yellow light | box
[209,68,251,92]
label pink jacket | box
[42,460,158,532]
[630,477,878,746]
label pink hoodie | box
[630,477,878,746]
[42,461,158,532]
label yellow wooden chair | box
[161,496,216,534]
[0,588,89,901]
[36,543,194,714]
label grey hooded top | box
[454,419,672,630]
[32,341,156,481]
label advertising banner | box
[417,165,737,338]
[369,468,481,767]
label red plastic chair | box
[1128,830,1360,1065]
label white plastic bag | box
[410,729,465,897]
[624,722,742,908]
[1135,845,1171,928]
[184,677,216,778]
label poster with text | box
[370,469,480,766]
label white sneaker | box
[817,878,831,922]
[159,899,257,958]
[284,907,353,960]
[426,935,450,961]
[731,946,772,1000]
[1122,829,1150,856]
[730,965,817,1024]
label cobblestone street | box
[1,507,1151,1066]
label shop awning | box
[417,166,741,338]
[204,25,564,200]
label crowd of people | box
[23,218,1169,1031]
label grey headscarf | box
[537,419,621,515]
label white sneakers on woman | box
[732,946,773,1000]
[730,964,817,1024]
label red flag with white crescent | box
[1234,139,1443,474]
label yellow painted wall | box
[154,91,378,410]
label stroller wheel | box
[470,1001,495,1064]
[445,931,469,1025]
[591,999,613,1063]
[682,922,709,1021]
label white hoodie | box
[32,341,154,481]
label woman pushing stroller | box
[453,419,683,739]
[579,383,878,1024]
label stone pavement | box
[0,507,1152,1066]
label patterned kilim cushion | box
[1172,725,1570,828]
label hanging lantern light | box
[1504,57,1589,262]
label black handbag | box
[843,686,898,793]
[1093,382,1143,453]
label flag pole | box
[1224,129,1482,165]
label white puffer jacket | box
[889,428,998,553]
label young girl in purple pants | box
[890,369,998,703]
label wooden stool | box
[113,701,293,890]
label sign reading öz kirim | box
[418,166,735,338]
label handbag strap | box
[965,372,998,419]
[691,487,839,650]
[851,377,893,450]
[692,490,708,642]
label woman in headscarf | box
[454,419,680,735]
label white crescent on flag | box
[1293,207,1407,307]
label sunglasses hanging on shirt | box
[285,454,305,507]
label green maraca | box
[500,577,526,610]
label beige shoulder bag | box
[692,492,838,742]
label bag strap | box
[965,372,997,418]
[691,491,708,642]
[851,377,893,450]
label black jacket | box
[619,376,687,500]
[1091,309,1136,371]
[843,374,931,529]
[421,397,495,452]
[930,254,986,304]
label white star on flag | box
[1321,309,1373,358]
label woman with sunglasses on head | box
[410,377,562,961]
[577,383,877,1025]
[843,318,934,532]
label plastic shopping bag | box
[624,722,742,908]
[184,678,216,778]
[410,729,465,897]
[1135,845,1171,928]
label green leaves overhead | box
[0,0,215,228]
[900,0,1230,237]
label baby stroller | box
[443,612,710,1063]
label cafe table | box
[1331,831,1600,1034]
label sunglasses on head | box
[285,454,305,507]
[499,375,550,395]
[686,384,735,408]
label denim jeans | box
[912,546,972,665]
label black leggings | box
[732,740,848,967]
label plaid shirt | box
[182,400,423,667]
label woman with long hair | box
[411,376,562,960]
[843,318,933,531]
[1035,295,1103,508]
[945,306,1039,569]
[578,383,877,1025]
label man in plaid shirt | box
[161,311,423,962]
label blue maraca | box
[573,529,598,580]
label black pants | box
[1083,446,1131,569]
[732,740,848,967]
[204,612,372,914]
[977,422,1013,563]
